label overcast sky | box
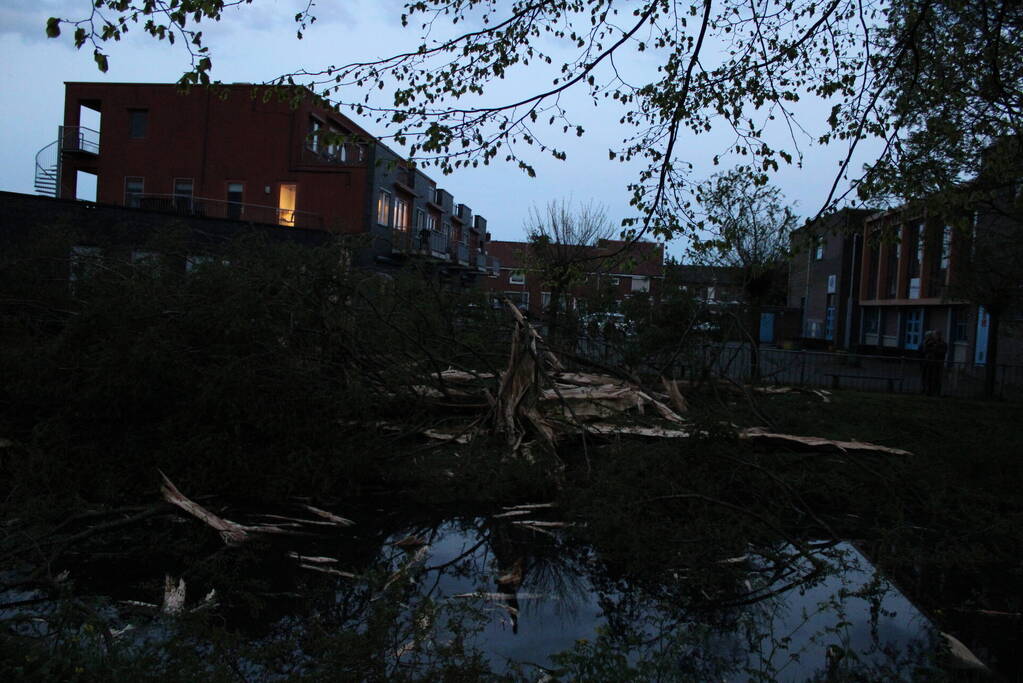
[0,0,883,254]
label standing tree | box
[688,168,797,381]
[523,200,616,346]
[48,0,1008,239]
[855,1,1023,394]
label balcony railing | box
[60,126,100,155]
[392,228,450,259]
[133,194,324,229]
[300,143,368,167]
[455,242,470,266]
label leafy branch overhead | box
[47,1,1023,239]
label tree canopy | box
[46,0,1023,239]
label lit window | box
[393,195,410,232]
[124,176,144,208]
[278,183,297,227]
[815,237,824,260]
[128,110,148,139]
[509,270,526,285]
[377,190,392,226]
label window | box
[128,109,148,139]
[863,308,880,334]
[814,236,824,260]
[610,277,621,286]
[904,308,924,350]
[885,242,899,299]
[376,190,392,226]
[308,117,322,152]
[631,276,650,293]
[706,285,716,302]
[826,274,837,294]
[824,293,836,340]
[414,208,426,231]
[278,183,297,227]
[427,212,439,233]
[226,182,244,220]
[504,291,529,310]
[509,270,526,285]
[393,195,410,232]
[541,291,551,309]
[124,176,144,208]
[951,308,969,342]
[173,178,194,211]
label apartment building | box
[787,209,872,349]
[482,239,664,317]
[34,82,498,276]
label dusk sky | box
[1,0,884,253]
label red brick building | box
[481,238,664,316]
[35,82,499,275]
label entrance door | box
[904,308,924,350]
[759,312,775,343]
[975,306,990,365]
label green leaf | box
[45,17,61,39]
[93,50,108,73]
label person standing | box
[922,330,948,396]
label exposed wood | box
[738,428,912,456]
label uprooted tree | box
[46,1,1023,240]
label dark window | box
[128,110,148,139]
[124,176,144,208]
[885,242,899,299]
[226,182,243,220]
[173,178,194,211]
[866,242,879,299]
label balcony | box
[60,126,100,155]
[392,228,450,260]
[300,143,368,168]
[133,194,324,229]
[454,242,470,267]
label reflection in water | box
[1,508,943,680]
[333,513,940,680]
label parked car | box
[581,312,636,337]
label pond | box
[2,502,946,680]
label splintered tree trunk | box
[983,311,1001,398]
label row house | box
[34,82,499,278]
[482,239,664,317]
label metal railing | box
[454,242,469,266]
[392,228,450,259]
[60,126,100,155]
[134,193,324,229]
[300,143,368,167]
[697,345,1023,399]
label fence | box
[572,335,1023,400]
[700,345,1023,400]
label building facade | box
[35,82,498,277]
[787,209,872,349]
[482,239,664,317]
